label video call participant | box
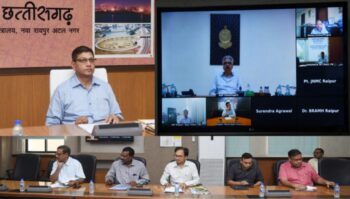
[227,153,264,186]
[279,149,335,190]
[222,101,236,118]
[50,145,85,187]
[311,20,329,35]
[308,148,324,174]
[179,109,194,124]
[105,147,150,186]
[318,51,328,64]
[209,55,242,96]
[160,147,200,190]
[46,45,123,125]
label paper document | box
[50,182,68,188]
[306,186,317,191]
[164,186,183,193]
[78,121,106,134]
[109,184,131,191]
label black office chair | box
[41,158,55,181]
[272,159,287,185]
[7,154,41,181]
[71,154,97,183]
[225,158,258,185]
[319,158,350,185]
[187,159,200,175]
[115,156,147,166]
[170,159,201,175]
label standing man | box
[308,148,324,173]
[105,147,150,186]
[279,149,335,190]
[46,45,123,125]
[210,55,241,96]
[50,145,85,187]
[160,147,200,189]
[227,153,264,186]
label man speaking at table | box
[46,46,123,125]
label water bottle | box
[170,84,177,97]
[334,183,340,198]
[12,120,23,136]
[285,85,291,96]
[174,182,180,197]
[259,183,265,198]
[19,178,25,192]
[259,86,263,94]
[89,180,95,194]
[275,85,282,96]
[162,84,167,97]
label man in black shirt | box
[227,153,264,186]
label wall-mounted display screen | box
[157,2,348,135]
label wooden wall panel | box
[0,66,155,128]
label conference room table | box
[207,116,251,126]
[0,180,349,198]
[0,124,155,136]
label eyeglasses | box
[223,62,233,65]
[75,58,96,64]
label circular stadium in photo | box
[95,36,139,52]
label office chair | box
[49,68,108,97]
[7,154,41,181]
[41,158,55,181]
[115,157,147,167]
[272,159,287,185]
[187,159,201,175]
[71,154,97,183]
[319,158,350,185]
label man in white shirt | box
[50,145,85,187]
[160,147,200,189]
[308,148,324,174]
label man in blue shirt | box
[310,20,329,35]
[46,46,123,125]
[210,55,241,96]
[179,109,194,124]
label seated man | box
[210,55,241,96]
[279,149,335,190]
[105,147,150,186]
[179,109,194,124]
[318,51,328,64]
[311,20,329,35]
[160,147,200,189]
[50,145,85,187]
[308,148,324,174]
[222,101,236,118]
[227,153,264,186]
[46,45,123,125]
